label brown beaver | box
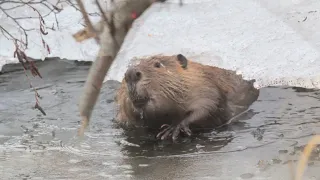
[114,54,259,141]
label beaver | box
[114,54,260,141]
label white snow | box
[105,0,320,89]
[2,0,320,89]
[0,0,102,68]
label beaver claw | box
[156,123,192,141]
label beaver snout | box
[125,67,142,83]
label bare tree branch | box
[0,0,64,48]
[0,0,68,114]
[75,0,170,136]
[14,40,46,115]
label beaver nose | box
[125,67,142,83]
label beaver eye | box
[154,62,161,68]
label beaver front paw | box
[156,123,192,141]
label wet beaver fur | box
[114,54,259,141]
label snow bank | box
[0,0,102,70]
[2,0,320,89]
[105,0,320,89]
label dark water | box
[0,59,320,180]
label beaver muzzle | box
[125,66,142,83]
[124,67,149,108]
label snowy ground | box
[2,0,320,89]
[0,0,101,69]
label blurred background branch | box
[74,0,170,135]
[0,0,171,131]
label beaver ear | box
[177,54,188,69]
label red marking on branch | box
[131,11,137,19]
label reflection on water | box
[0,59,320,180]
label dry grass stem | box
[293,135,320,180]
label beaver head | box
[124,54,189,110]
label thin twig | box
[75,0,98,43]
[0,0,67,115]
[95,0,119,48]
[0,0,64,48]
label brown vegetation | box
[0,0,65,115]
